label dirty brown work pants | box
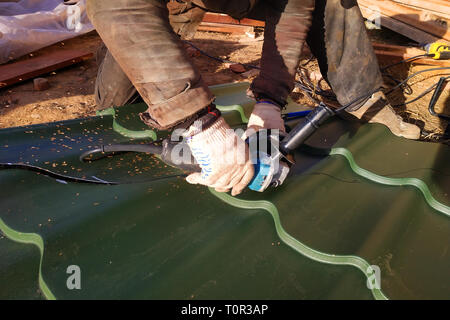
[87,0,383,130]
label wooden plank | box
[0,49,93,89]
[198,22,253,34]
[359,5,441,43]
[391,3,450,20]
[374,49,450,67]
[391,0,450,19]
[358,0,450,41]
[202,13,265,27]
[371,42,425,55]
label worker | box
[86,0,421,196]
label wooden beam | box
[202,13,265,27]
[359,5,440,43]
[0,49,93,89]
[198,22,253,34]
[391,0,450,19]
[374,49,450,67]
[358,0,450,41]
[372,42,425,55]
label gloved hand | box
[185,116,255,196]
[242,101,291,193]
[243,102,285,140]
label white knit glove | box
[185,117,255,196]
[242,101,290,193]
[243,102,285,139]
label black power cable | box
[383,72,413,95]
[385,67,450,95]
[392,76,450,107]
[184,40,337,101]
[183,40,260,70]
[428,77,450,120]
[334,87,384,113]
[380,54,434,71]
[185,40,449,119]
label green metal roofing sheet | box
[0,82,449,300]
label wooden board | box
[0,49,93,89]
[198,22,253,34]
[372,42,450,67]
[372,42,425,55]
[358,0,450,41]
[391,0,450,19]
[374,49,450,67]
[202,13,265,27]
[359,5,441,43]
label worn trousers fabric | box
[310,0,383,111]
[87,0,215,130]
[88,0,383,129]
[248,0,315,106]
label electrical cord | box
[392,75,450,107]
[183,40,337,102]
[184,40,448,118]
[383,72,413,95]
[380,55,450,110]
[297,55,449,112]
[385,67,450,95]
[334,87,384,113]
[296,67,337,101]
[183,40,260,70]
[380,54,434,71]
[428,77,450,120]
[300,54,315,67]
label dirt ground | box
[0,28,448,140]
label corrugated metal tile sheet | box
[0,83,449,299]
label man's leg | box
[92,0,260,113]
[307,0,420,139]
[87,0,214,130]
[168,0,206,40]
[230,0,315,107]
[93,1,207,111]
[94,45,140,110]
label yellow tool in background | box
[424,42,450,60]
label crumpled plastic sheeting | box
[0,0,94,64]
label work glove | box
[185,116,255,196]
[243,102,285,139]
[242,101,290,193]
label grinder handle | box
[280,103,334,154]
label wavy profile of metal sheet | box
[0,82,449,299]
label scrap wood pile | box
[356,0,450,138]
[199,12,265,36]
[200,5,450,66]
[357,0,450,44]
[3,7,449,90]
[0,6,448,137]
[199,9,449,138]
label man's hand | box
[242,101,290,193]
[185,117,254,196]
[243,102,285,139]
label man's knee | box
[168,1,206,39]
[87,0,166,26]
[94,49,138,110]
